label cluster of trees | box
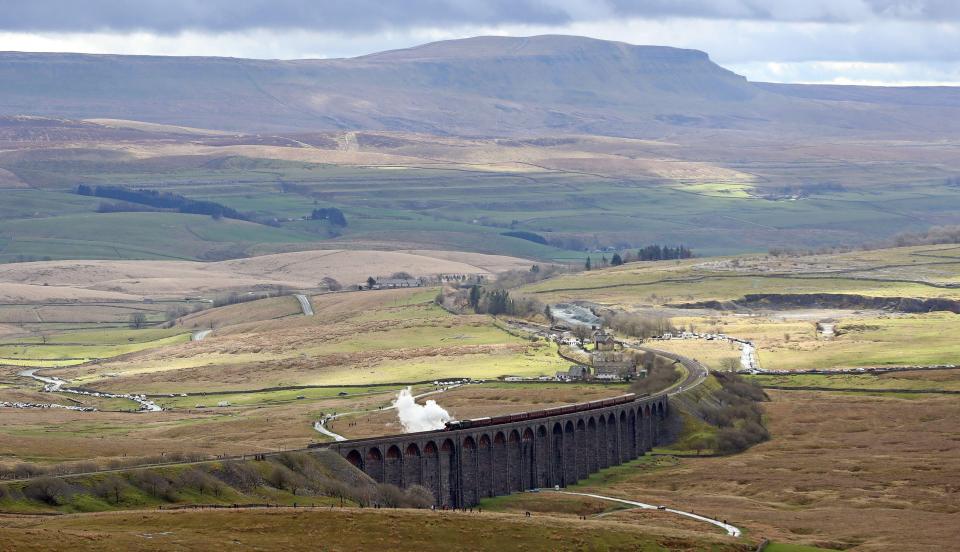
[500,230,548,245]
[584,246,693,270]
[3,451,436,510]
[470,287,510,315]
[77,185,249,221]
[452,285,544,319]
[128,312,148,329]
[630,353,681,395]
[601,311,675,339]
[311,207,347,227]
[892,225,960,247]
[696,373,770,455]
[321,277,343,291]
[162,303,206,327]
[545,235,595,251]
[493,264,565,289]
[96,201,162,213]
[635,245,693,261]
[435,265,560,319]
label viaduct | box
[326,393,669,508]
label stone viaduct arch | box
[329,393,668,508]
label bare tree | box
[131,470,172,499]
[572,325,592,341]
[321,277,342,291]
[94,475,126,504]
[720,357,741,372]
[129,312,147,329]
[689,436,713,456]
[374,483,407,508]
[178,468,221,496]
[24,477,72,505]
[404,485,436,508]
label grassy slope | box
[0,450,357,513]
[0,289,568,464]
[56,291,568,392]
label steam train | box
[443,392,641,431]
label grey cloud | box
[0,0,571,33]
[606,0,960,22]
[2,0,960,34]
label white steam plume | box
[394,386,452,432]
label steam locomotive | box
[443,392,640,431]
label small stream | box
[550,303,602,328]
[739,341,760,372]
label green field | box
[0,328,191,367]
[522,244,960,312]
[748,371,960,393]
[0,211,316,262]
[60,320,568,391]
[651,312,960,371]
[5,145,960,263]
[153,384,418,410]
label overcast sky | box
[1,0,958,85]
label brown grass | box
[0,508,751,551]
[575,390,960,551]
[47,290,519,393]
[0,249,531,300]
[0,392,370,464]
[178,295,302,330]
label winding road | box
[632,345,709,396]
[295,294,314,316]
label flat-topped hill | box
[1,35,957,137]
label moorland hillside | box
[1,35,958,138]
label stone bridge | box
[326,393,668,508]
